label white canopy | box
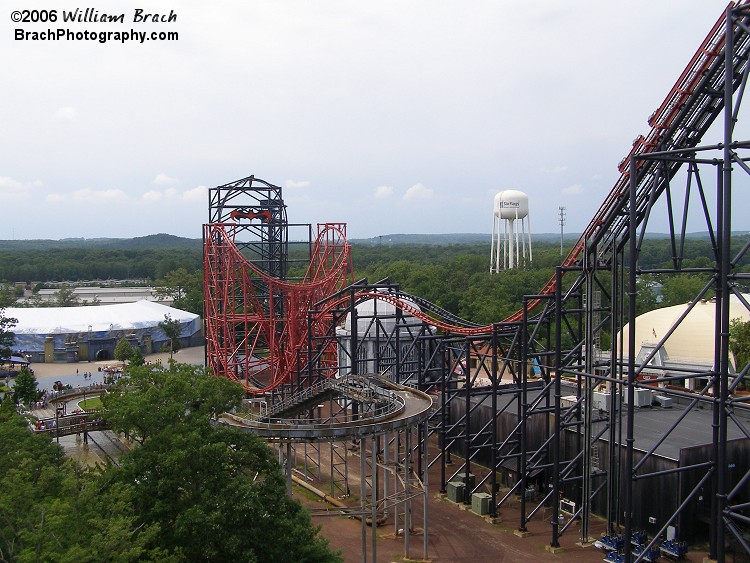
[6,300,199,336]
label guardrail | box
[237,375,406,427]
[30,411,110,437]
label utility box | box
[456,472,476,489]
[447,481,465,503]
[593,391,618,411]
[561,395,578,409]
[471,492,492,515]
[654,395,672,408]
[624,388,652,407]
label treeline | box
[1,235,749,324]
[0,248,202,283]
[350,243,557,324]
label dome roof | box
[620,294,750,368]
[341,296,421,336]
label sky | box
[1,0,745,241]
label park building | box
[335,296,437,385]
[6,300,202,363]
[336,291,750,545]
[618,293,750,392]
[25,286,168,305]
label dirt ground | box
[298,479,712,563]
[294,460,607,563]
[288,439,713,563]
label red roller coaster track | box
[204,221,352,392]
[204,2,747,392]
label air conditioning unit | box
[471,492,492,515]
[456,472,475,489]
[593,391,618,411]
[624,388,652,407]
[654,395,672,408]
[447,481,465,503]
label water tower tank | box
[494,190,529,220]
[490,189,533,272]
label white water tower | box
[490,189,533,272]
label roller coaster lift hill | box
[204,2,750,561]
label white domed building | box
[7,300,202,363]
[619,294,750,391]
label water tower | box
[490,189,532,272]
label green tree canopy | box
[102,363,341,562]
[0,404,167,562]
[0,308,17,362]
[103,363,243,445]
[158,313,182,359]
[730,317,750,376]
[115,338,135,363]
[154,268,203,315]
[55,283,81,307]
[12,367,39,405]
[130,346,145,366]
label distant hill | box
[351,233,582,246]
[0,231,738,252]
[0,234,202,252]
[103,233,202,250]
[350,231,739,246]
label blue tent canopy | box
[1,355,30,365]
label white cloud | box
[152,173,180,186]
[182,185,207,202]
[286,179,310,189]
[0,177,38,201]
[403,183,433,202]
[141,185,206,204]
[374,185,394,199]
[54,107,78,121]
[47,188,128,203]
[562,184,584,196]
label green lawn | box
[79,397,103,411]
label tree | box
[55,283,81,307]
[115,338,135,363]
[103,363,341,562]
[103,363,243,445]
[0,406,168,562]
[730,317,750,391]
[130,346,145,366]
[154,268,203,315]
[659,274,713,308]
[158,313,182,359]
[12,367,39,405]
[0,308,17,363]
[0,282,18,307]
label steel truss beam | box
[205,5,750,562]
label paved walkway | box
[14,346,206,391]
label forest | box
[0,363,341,562]
[0,233,748,324]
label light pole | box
[558,206,567,256]
[87,325,92,362]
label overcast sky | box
[1,1,744,241]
